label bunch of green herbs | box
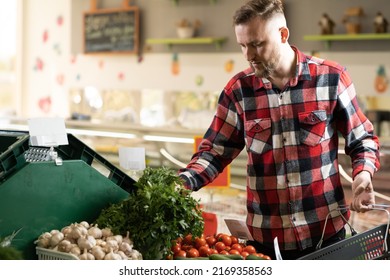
[95,166,204,259]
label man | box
[179,0,380,260]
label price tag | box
[28,117,68,147]
[119,147,146,171]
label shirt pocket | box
[244,118,272,154]
[298,110,327,146]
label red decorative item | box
[38,96,52,113]
[56,74,64,85]
[35,58,44,71]
[42,30,48,43]
[57,15,63,26]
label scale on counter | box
[25,117,68,165]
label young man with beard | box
[179,0,380,260]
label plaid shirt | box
[179,47,380,251]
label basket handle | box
[316,206,390,253]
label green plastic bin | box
[0,130,136,259]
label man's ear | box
[280,27,289,43]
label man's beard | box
[251,62,273,78]
[250,48,280,78]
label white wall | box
[19,0,390,119]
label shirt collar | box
[290,46,312,87]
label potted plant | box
[176,18,202,38]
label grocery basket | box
[299,206,390,260]
[36,247,79,260]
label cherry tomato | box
[166,254,173,260]
[205,235,217,247]
[243,245,257,254]
[256,253,264,258]
[231,243,243,253]
[174,250,187,258]
[187,248,200,258]
[183,234,193,245]
[215,233,224,240]
[229,249,241,255]
[219,234,232,246]
[214,241,226,252]
[195,237,207,249]
[198,245,211,257]
[171,244,181,254]
[175,237,183,244]
[181,244,193,252]
[241,251,250,259]
[219,250,229,255]
[230,236,238,245]
[210,248,219,254]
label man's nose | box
[244,48,255,61]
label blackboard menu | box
[83,7,139,54]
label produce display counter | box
[0,130,136,259]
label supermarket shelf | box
[303,33,390,49]
[171,0,217,5]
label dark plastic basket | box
[298,207,390,260]
[0,131,30,183]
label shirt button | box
[255,124,261,131]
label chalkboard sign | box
[83,7,139,54]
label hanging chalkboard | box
[83,7,139,54]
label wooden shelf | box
[171,0,217,5]
[303,33,390,49]
[146,37,227,50]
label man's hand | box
[351,170,375,212]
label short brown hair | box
[233,0,284,25]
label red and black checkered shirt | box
[179,47,380,251]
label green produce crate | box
[0,130,136,259]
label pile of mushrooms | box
[35,221,142,260]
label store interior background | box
[1,0,390,234]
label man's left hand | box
[351,171,375,212]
